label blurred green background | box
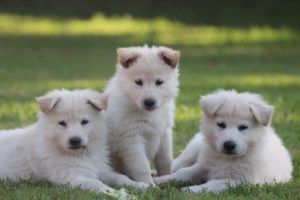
[0,1,299,199]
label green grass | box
[0,13,299,45]
[0,14,300,199]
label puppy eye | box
[58,120,67,127]
[217,122,226,129]
[81,119,89,126]
[155,79,164,86]
[238,125,248,131]
[135,79,143,86]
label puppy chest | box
[143,134,161,160]
[138,119,169,159]
[109,115,168,159]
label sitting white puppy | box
[105,45,180,184]
[0,89,146,196]
[155,90,293,193]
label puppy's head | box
[36,89,108,154]
[200,90,274,157]
[115,45,180,111]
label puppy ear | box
[87,94,108,111]
[249,103,274,126]
[117,48,140,69]
[200,95,225,117]
[36,95,60,114]
[158,48,180,68]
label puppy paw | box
[132,182,150,190]
[153,175,170,185]
[181,185,206,193]
[109,188,135,200]
[149,180,158,187]
[141,179,156,187]
[102,186,117,195]
[151,169,158,176]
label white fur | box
[155,90,293,193]
[0,89,147,196]
[105,45,180,184]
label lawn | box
[0,14,300,199]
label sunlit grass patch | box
[0,79,107,93]
[40,79,107,90]
[176,105,200,122]
[0,101,37,129]
[184,74,300,87]
[0,13,298,45]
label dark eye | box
[135,79,143,86]
[81,119,89,126]
[58,120,67,127]
[238,125,248,131]
[155,79,164,86]
[217,122,226,129]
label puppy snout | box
[143,98,156,110]
[69,136,82,149]
[223,140,236,153]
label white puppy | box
[155,90,293,193]
[105,45,180,184]
[0,89,146,196]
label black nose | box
[69,137,82,149]
[143,98,156,109]
[223,140,236,152]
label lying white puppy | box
[155,90,293,193]
[0,89,146,196]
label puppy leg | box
[172,133,203,172]
[154,162,204,185]
[68,176,117,194]
[154,128,173,176]
[119,141,154,184]
[181,179,238,193]
[100,170,149,189]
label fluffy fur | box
[105,45,180,184]
[0,89,147,196]
[154,90,293,193]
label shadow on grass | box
[0,1,300,28]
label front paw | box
[108,188,135,200]
[142,178,156,187]
[132,182,150,190]
[181,185,207,193]
[153,175,171,185]
[100,185,117,194]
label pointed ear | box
[158,48,180,68]
[117,48,140,69]
[36,95,60,114]
[200,95,225,117]
[87,94,108,111]
[249,103,274,126]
